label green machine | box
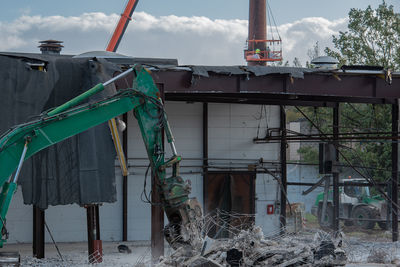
[0,65,202,249]
[311,178,387,230]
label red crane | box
[107,0,139,52]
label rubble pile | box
[157,227,347,267]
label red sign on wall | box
[267,204,274,215]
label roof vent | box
[311,56,339,69]
[38,40,64,55]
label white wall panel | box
[5,101,281,243]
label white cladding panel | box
[208,104,280,160]
[5,102,280,243]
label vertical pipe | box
[279,106,287,233]
[95,205,101,240]
[86,205,94,262]
[152,84,164,262]
[248,0,267,66]
[392,102,399,242]
[203,102,208,207]
[86,205,102,263]
[151,178,164,262]
[333,104,340,231]
[122,112,128,241]
[32,206,45,259]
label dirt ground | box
[1,220,400,267]
[2,241,155,266]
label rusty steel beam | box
[32,206,45,259]
[122,112,128,241]
[203,102,208,205]
[164,93,396,106]
[151,176,164,262]
[392,102,399,242]
[151,71,399,103]
[151,84,165,262]
[279,106,287,233]
[86,205,102,264]
[333,104,340,231]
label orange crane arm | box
[105,0,140,177]
[106,0,139,52]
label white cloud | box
[278,17,348,64]
[0,12,347,66]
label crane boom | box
[105,0,140,178]
[106,0,139,52]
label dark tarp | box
[0,53,120,209]
[180,65,319,79]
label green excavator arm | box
[0,65,202,248]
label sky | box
[0,0,398,66]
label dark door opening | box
[204,172,255,238]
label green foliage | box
[286,107,303,122]
[295,104,392,182]
[296,1,398,182]
[297,146,318,164]
[325,1,400,70]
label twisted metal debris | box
[157,210,347,266]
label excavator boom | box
[0,65,202,249]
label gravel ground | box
[0,234,399,266]
[1,241,156,266]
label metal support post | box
[122,112,128,241]
[151,175,164,263]
[280,106,287,233]
[320,177,331,226]
[151,84,164,263]
[333,104,340,231]
[392,102,399,242]
[86,204,102,263]
[32,206,45,259]
[203,103,208,201]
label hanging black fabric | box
[0,53,119,209]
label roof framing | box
[150,68,399,106]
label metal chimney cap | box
[38,40,64,55]
[39,39,64,44]
[311,56,339,69]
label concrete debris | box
[367,247,392,264]
[157,227,347,267]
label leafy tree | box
[296,1,399,182]
[325,1,400,69]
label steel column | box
[86,205,102,263]
[333,104,340,231]
[203,103,208,203]
[122,112,128,241]
[32,206,45,259]
[151,84,164,262]
[392,102,399,241]
[279,106,287,233]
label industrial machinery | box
[311,178,388,230]
[0,65,203,249]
